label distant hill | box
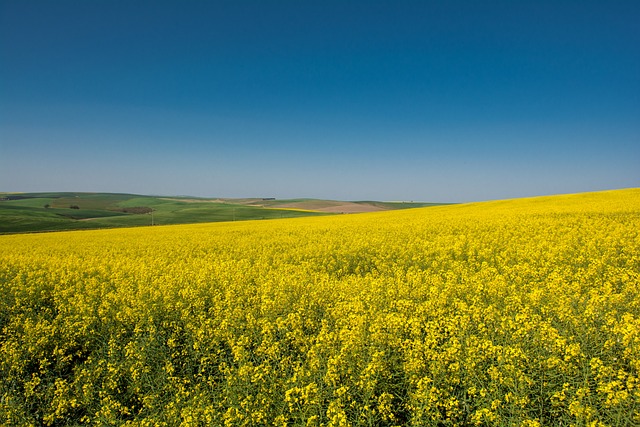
[208,197,440,213]
[0,192,446,234]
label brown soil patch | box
[276,201,386,213]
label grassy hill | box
[0,192,443,234]
[0,193,326,234]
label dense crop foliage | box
[1,189,639,426]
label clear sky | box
[1,1,638,202]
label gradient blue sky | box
[1,1,638,202]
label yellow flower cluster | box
[1,189,639,426]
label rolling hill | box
[0,192,442,234]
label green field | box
[0,193,331,234]
[0,193,442,234]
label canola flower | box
[0,189,639,426]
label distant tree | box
[44,204,50,209]
[120,206,153,214]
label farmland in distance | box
[0,192,438,234]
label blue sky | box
[1,1,638,202]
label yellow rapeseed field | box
[1,189,639,426]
